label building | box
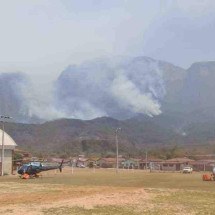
[87,158,100,167]
[122,158,141,169]
[160,157,194,171]
[76,157,89,167]
[139,158,163,170]
[0,129,17,175]
[97,157,125,168]
[190,160,215,171]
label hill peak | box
[188,61,215,71]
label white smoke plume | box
[111,72,161,117]
[0,56,166,122]
[19,79,67,121]
[55,56,165,120]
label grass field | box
[0,168,215,215]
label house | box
[190,160,215,171]
[122,158,141,169]
[76,157,89,167]
[0,129,17,175]
[160,157,194,171]
[87,158,100,168]
[139,158,163,170]
[97,157,125,168]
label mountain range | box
[2,56,215,124]
[1,56,215,156]
[4,114,215,158]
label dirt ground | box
[0,168,214,215]
[0,184,150,215]
[0,168,151,215]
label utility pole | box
[1,115,12,176]
[145,150,148,170]
[115,128,121,174]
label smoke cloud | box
[55,57,165,120]
[0,56,166,122]
[111,72,161,117]
[19,79,67,122]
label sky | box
[0,0,215,84]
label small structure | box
[191,160,215,172]
[87,158,100,168]
[122,158,141,169]
[0,129,17,175]
[139,158,163,170]
[97,157,125,168]
[161,157,194,171]
[76,157,89,167]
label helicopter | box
[17,160,64,179]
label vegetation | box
[0,169,215,214]
[5,116,215,158]
[43,206,140,215]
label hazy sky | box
[0,0,215,83]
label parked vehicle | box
[182,166,193,173]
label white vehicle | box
[213,167,215,175]
[182,166,193,173]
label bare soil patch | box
[0,169,214,214]
[0,183,150,215]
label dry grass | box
[0,168,214,214]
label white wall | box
[0,149,13,175]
